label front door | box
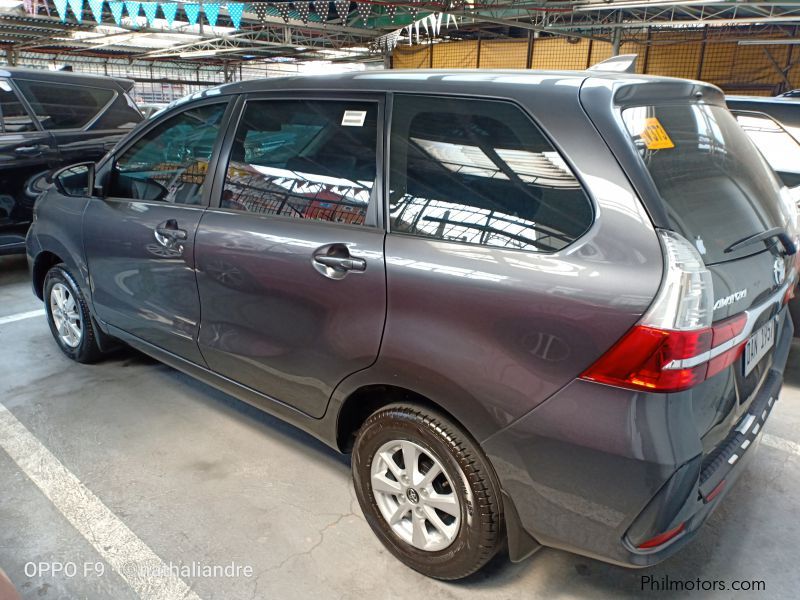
[84,100,230,364]
[195,97,387,418]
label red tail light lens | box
[581,326,711,393]
[581,313,749,393]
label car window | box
[221,99,378,226]
[622,104,787,264]
[388,95,592,252]
[733,112,800,187]
[14,80,114,130]
[108,102,227,205]
[92,91,143,130]
[0,82,36,133]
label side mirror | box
[52,162,96,198]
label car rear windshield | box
[622,103,789,264]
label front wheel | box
[44,265,104,363]
[352,404,505,580]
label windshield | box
[623,103,788,264]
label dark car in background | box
[26,71,798,579]
[0,68,142,255]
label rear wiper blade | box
[724,226,797,256]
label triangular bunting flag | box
[124,0,140,19]
[252,2,269,22]
[68,0,83,22]
[334,0,348,23]
[53,0,68,21]
[108,0,124,23]
[355,1,369,26]
[141,2,158,25]
[87,0,103,23]
[294,1,310,25]
[161,2,177,26]
[313,0,328,24]
[227,2,244,28]
[184,2,200,25]
[275,2,291,23]
[204,2,220,27]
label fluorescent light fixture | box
[179,49,219,58]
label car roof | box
[213,68,715,94]
[0,67,135,92]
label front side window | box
[15,80,114,130]
[389,95,592,252]
[108,102,227,205]
[221,99,378,226]
[0,81,36,133]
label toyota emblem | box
[774,256,787,286]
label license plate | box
[743,319,776,377]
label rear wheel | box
[44,265,104,363]
[352,404,504,580]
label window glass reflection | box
[222,101,377,226]
[389,96,592,252]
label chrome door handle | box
[312,244,367,280]
[15,144,49,156]
[313,255,366,272]
[154,219,187,248]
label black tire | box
[352,404,504,580]
[43,264,104,364]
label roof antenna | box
[588,54,639,73]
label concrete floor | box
[1,253,800,600]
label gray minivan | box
[26,70,798,579]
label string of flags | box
[26,1,461,47]
[30,1,424,29]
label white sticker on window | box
[342,110,367,127]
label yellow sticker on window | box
[640,117,675,150]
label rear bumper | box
[483,309,792,567]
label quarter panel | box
[373,86,664,437]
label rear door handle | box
[313,255,366,271]
[15,144,49,156]
[312,244,367,280]
[154,219,188,247]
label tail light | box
[582,230,750,393]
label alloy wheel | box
[370,439,462,552]
[50,282,82,348]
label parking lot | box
[2,252,800,598]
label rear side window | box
[221,99,378,226]
[15,80,114,130]
[622,104,788,264]
[0,82,36,133]
[389,95,592,252]
[92,91,143,130]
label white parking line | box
[0,403,203,600]
[0,309,45,326]
[763,433,800,457]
